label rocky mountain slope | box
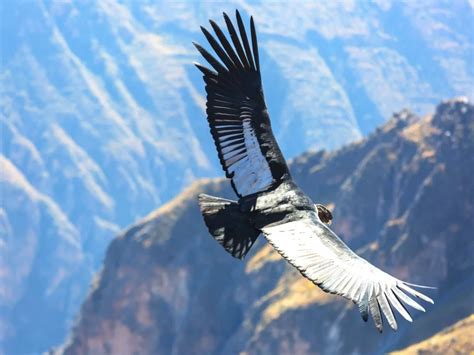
[2,1,473,353]
[59,99,474,354]
[392,314,474,355]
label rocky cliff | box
[2,1,473,352]
[392,314,474,355]
[59,99,474,354]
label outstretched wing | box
[194,11,290,197]
[262,212,434,332]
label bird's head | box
[315,204,333,225]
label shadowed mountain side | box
[59,99,474,354]
[0,156,92,353]
[59,179,254,355]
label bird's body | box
[198,179,313,260]
[241,180,316,227]
[195,10,433,333]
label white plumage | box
[215,105,274,196]
[263,211,433,331]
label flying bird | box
[194,10,433,332]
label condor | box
[194,10,433,332]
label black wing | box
[194,10,290,197]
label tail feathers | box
[198,194,260,259]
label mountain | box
[392,314,474,355]
[58,99,474,354]
[1,1,473,353]
[0,156,90,353]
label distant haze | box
[1,1,473,353]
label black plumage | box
[194,10,433,333]
[194,10,290,198]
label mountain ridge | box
[2,1,473,352]
[58,98,474,354]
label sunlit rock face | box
[1,0,472,352]
[59,100,474,355]
[392,314,474,355]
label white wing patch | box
[216,110,273,196]
[262,212,434,332]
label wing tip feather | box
[399,283,435,304]
[403,281,437,290]
[194,62,216,76]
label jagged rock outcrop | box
[59,99,474,354]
